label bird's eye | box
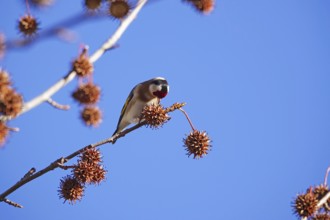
[153,81,160,85]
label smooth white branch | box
[6,0,148,119]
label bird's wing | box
[113,85,137,135]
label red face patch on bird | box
[153,90,168,99]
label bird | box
[112,77,169,138]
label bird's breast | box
[127,98,158,124]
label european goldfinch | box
[112,77,169,136]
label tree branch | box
[0,102,183,208]
[0,0,148,122]
[2,198,23,208]
[0,121,144,206]
[47,98,70,110]
[22,0,147,113]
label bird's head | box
[148,77,169,99]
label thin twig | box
[25,0,31,15]
[0,102,180,208]
[324,166,330,186]
[0,167,36,208]
[47,98,70,110]
[179,108,196,131]
[2,198,23,208]
[21,168,36,181]
[0,0,147,123]
[6,126,20,132]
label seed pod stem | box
[179,108,196,131]
[324,166,330,186]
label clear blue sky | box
[1,1,330,219]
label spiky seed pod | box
[141,104,170,129]
[0,88,23,117]
[80,148,102,165]
[293,192,318,218]
[313,214,330,220]
[0,69,11,88]
[81,106,102,127]
[72,83,100,105]
[58,175,85,204]
[85,0,102,10]
[313,185,330,210]
[314,185,329,201]
[109,0,131,19]
[0,86,10,96]
[0,122,9,146]
[18,14,39,36]
[72,54,93,77]
[183,130,211,159]
[183,0,214,14]
[73,160,106,185]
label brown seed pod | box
[293,191,318,218]
[84,0,102,10]
[80,148,102,165]
[73,160,106,185]
[58,175,85,204]
[312,214,330,220]
[0,122,9,146]
[141,104,170,129]
[313,185,330,211]
[72,53,93,77]
[183,130,211,159]
[0,88,23,117]
[18,14,39,36]
[81,106,102,127]
[109,0,131,19]
[72,83,100,105]
[0,86,10,95]
[183,0,214,14]
[0,69,11,88]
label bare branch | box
[88,0,147,63]
[47,98,70,110]
[6,127,20,132]
[0,122,142,206]
[0,0,148,122]
[2,198,23,208]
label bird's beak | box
[161,85,169,93]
